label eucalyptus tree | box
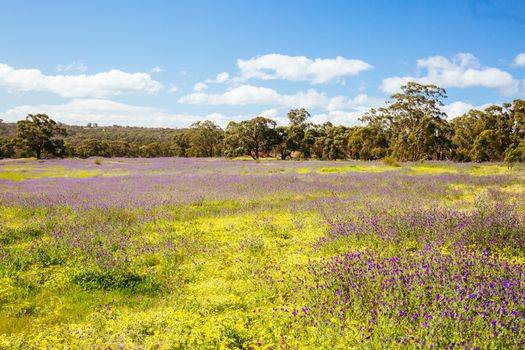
[450,100,525,162]
[287,108,313,158]
[16,114,67,159]
[187,120,224,157]
[347,126,388,160]
[274,108,313,159]
[223,116,277,159]
[311,122,351,160]
[361,82,452,161]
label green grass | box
[408,164,458,175]
[1,159,525,349]
[467,164,511,176]
[316,165,396,174]
[0,165,129,180]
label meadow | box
[0,158,524,349]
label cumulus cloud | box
[190,72,230,95]
[199,112,257,127]
[442,101,477,118]
[311,110,364,126]
[255,108,365,126]
[237,54,372,84]
[206,72,229,84]
[381,53,519,95]
[0,63,162,98]
[513,53,525,67]
[0,99,209,128]
[441,101,495,118]
[259,108,280,119]
[0,95,381,129]
[178,84,383,111]
[167,84,179,93]
[56,60,87,73]
[151,66,163,74]
[193,82,208,91]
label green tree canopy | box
[16,114,67,159]
[187,120,224,157]
[361,82,451,161]
[223,117,277,159]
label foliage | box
[188,120,224,157]
[505,141,525,167]
[0,86,524,163]
[223,116,277,159]
[311,123,351,160]
[65,124,181,158]
[360,83,452,161]
[16,114,67,159]
[172,120,224,157]
[72,269,161,293]
[382,155,400,167]
[348,126,388,160]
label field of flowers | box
[0,158,524,349]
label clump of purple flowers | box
[288,248,525,348]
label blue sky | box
[0,0,524,127]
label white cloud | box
[178,84,383,111]
[513,53,525,67]
[200,112,255,127]
[206,72,229,84]
[259,108,279,119]
[237,54,372,84]
[179,85,294,106]
[0,62,162,98]
[190,72,230,95]
[151,66,163,74]
[189,72,230,94]
[442,101,476,118]
[311,110,364,126]
[381,53,519,95]
[380,76,414,95]
[56,60,87,73]
[0,99,206,128]
[442,101,495,118]
[167,84,179,93]
[0,96,380,129]
[193,82,208,91]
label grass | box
[0,164,129,181]
[468,164,511,176]
[0,158,524,349]
[316,165,396,173]
[408,164,458,175]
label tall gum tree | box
[16,114,67,159]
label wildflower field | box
[0,158,524,349]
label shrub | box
[72,268,162,294]
[382,156,400,167]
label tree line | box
[1,82,524,163]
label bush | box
[0,226,45,245]
[382,156,400,167]
[72,268,162,294]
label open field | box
[1,158,525,349]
